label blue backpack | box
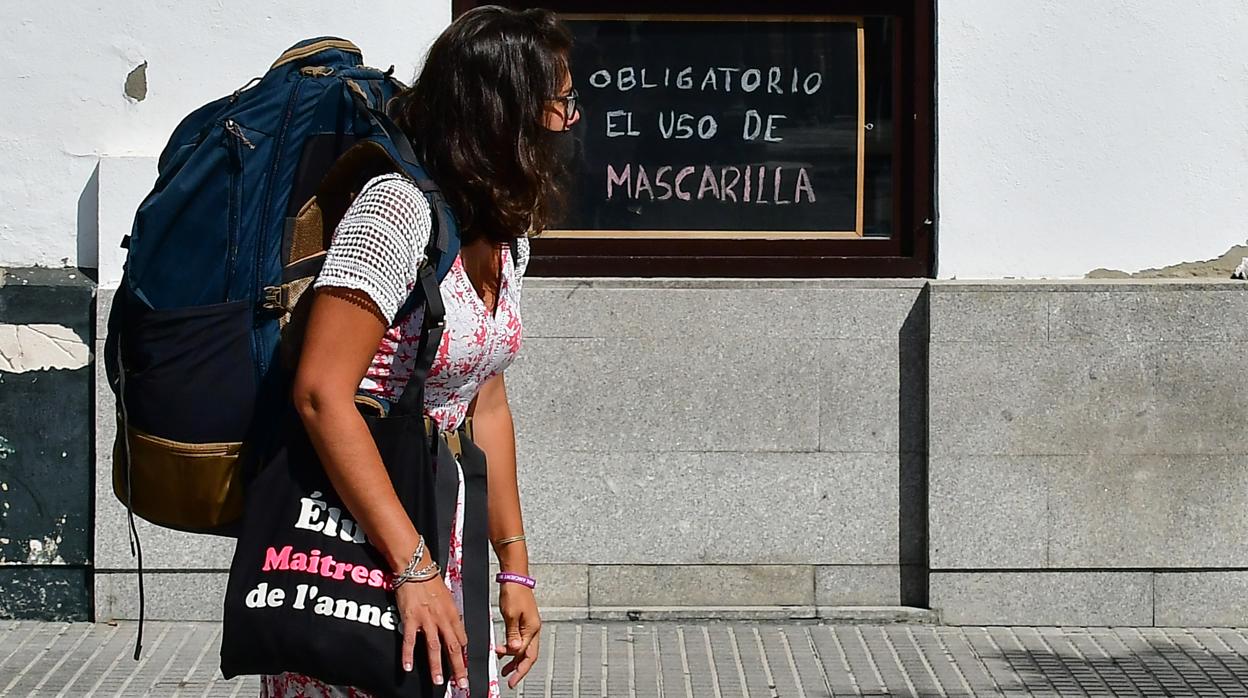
[104,38,460,535]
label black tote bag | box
[220,267,493,697]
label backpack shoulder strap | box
[347,93,460,279]
[386,139,459,418]
[391,193,447,329]
[390,258,445,418]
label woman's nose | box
[566,106,581,128]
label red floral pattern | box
[261,673,376,698]
[361,243,526,432]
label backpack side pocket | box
[111,289,257,532]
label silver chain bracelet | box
[394,559,440,588]
[392,537,440,588]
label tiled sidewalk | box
[4,620,1248,696]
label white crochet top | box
[313,174,529,429]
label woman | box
[262,7,579,697]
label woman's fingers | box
[517,618,542,656]
[397,580,471,689]
[401,616,419,673]
[499,613,540,656]
[500,615,542,686]
[509,656,537,688]
[423,620,444,684]
[504,641,539,688]
[441,616,469,690]
[501,631,540,678]
[454,615,469,650]
[504,616,524,654]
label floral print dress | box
[260,174,526,698]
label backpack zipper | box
[252,78,307,380]
[224,119,255,150]
[223,121,247,308]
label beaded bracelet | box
[495,572,537,589]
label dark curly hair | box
[391,6,573,244]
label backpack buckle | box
[261,285,289,316]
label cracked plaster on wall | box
[0,324,89,373]
[1087,243,1248,280]
[124,61,148,102]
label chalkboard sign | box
[551,15,866,239]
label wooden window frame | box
[452,0,935,277]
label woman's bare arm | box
[291,289,422,573]
[469,373,528,575]
[469,372,541,687]
[291,288,467,686]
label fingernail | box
[404,662,413,672]
[434,675,443,684]
[458,678,470,689]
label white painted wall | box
[937,0,1248,278]
[6,2,1248,278]
[0,1,449,272]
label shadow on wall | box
[76,162,100,277]
[899,286,929,607]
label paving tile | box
[6,620,1248,696]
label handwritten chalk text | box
[606,163,816,205]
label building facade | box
[2,0,1247,625]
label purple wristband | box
[496,572,536,589]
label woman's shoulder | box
[337,174,434,250]
[317,174,436,323]
[353,174,431,217]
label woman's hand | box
[497,584,542,688]
[397,574,469,690]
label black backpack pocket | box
[110,287,257,532]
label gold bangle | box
[494,534,527,547]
